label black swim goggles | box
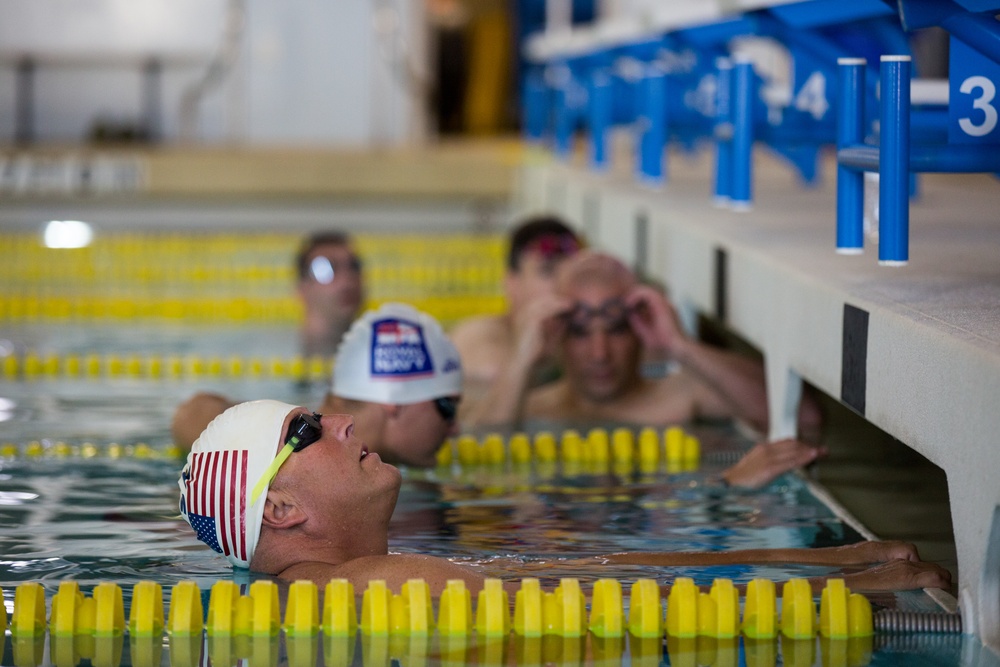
[250,412,323,505]
[562,298,635,336]
[284,412,324,451]
[434,397,460,423]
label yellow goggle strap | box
[250,443,295,506]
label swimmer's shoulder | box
[601,376,699,425]
[450,314,511,380]
[640,372,700,404]
[524,379,573,420]
[450,314,509,348]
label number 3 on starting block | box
[949,36,1000,143]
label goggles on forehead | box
[250,412,323,505]
[524,234,580,260]
[307,256,363,284]
[563,298,634,334]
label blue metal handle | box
[836,58,867,254]
[879,56,911,266]
[714,58,734,206]
[731,59,754,210]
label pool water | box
[0,235,986,666]
[2,408,856,589]
[1,383,983,666]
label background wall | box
[0,0,427,146]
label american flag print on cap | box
[180,449,249,562]
[178,399,299,569]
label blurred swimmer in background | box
[466,250,825,487]
[294,230,364,357]
[174,296,819,489]
[172,303,459,468]
[450,215,583,419]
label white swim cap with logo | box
[333,303,462,404]
[178,399,298,569]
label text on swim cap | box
[370,318,435,378]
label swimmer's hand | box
[625,284,685,359]
[829,540,921,564]
[839,558,953,592]
[592,540,924,568]
[511,293,573,369]
[721,439,827,489]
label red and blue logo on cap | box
[370,317,434,379]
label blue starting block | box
[521,0,998,243]
[836,12,1000,264]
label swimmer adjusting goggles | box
[250,412,323,505]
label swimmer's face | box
[385,397,459,468]
[272,409,401,525]
[560,285,641,401]
[298,242,364,319]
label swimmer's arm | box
[451,316,534,427]
[171,392,237,451]
[593,541,922,567]
[464,347,537,426]
[680,344,823,437]
[646,560,951,595]
[625,284,815,435]
[720,439,827,488]
[280,554,490,596]
[465,296,571,427]
[673,343,773,434]
[449,317,499,383]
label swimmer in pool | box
[464,250,825,486]
[295,230,365,357]
[179,400,952,595]
[172,303,460,468]
[450,216,583,420]
[174,301,820,487]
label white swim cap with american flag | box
[178,400,297,568]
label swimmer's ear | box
[262,489,306,529]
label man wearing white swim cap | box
[180,400,486,589]
[179,400,952,595]
[317,302,462,468]
[171,303,461,468]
